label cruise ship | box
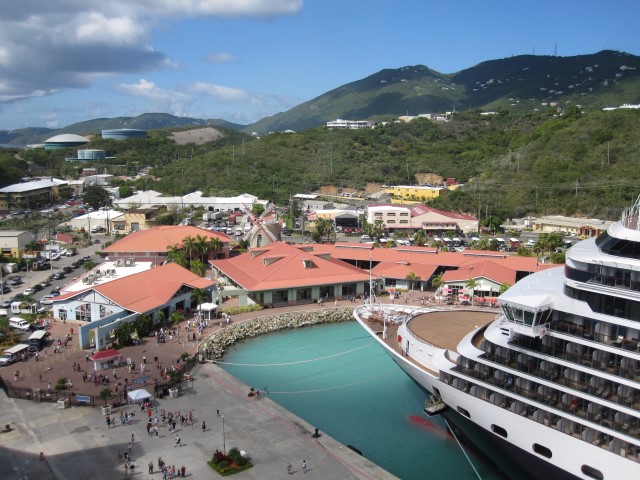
[354,198,640,480]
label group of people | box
[155,458,186,479]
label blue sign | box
[76,395,91,403]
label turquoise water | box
[220,322,506,480]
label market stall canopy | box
[127,388,153,403]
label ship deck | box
[407,310,497,352]
[361,307,497,375]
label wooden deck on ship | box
[407,310,497,352]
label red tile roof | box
[410,204,477,220]
[90,349,121,361]
[103,225,230,253]
[210,242,375,291]
[54,263,214,313]
[442,259,517,285]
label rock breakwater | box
[199,307,354,360]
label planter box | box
[102,405,112,416]
[57,399,69,409]
[168,388,179,398]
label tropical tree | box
[135,315,153,338]
[465,278,480,304]
[113,321,135,346]
[190,259,206,277]
[55,377,69,398]
[99,387,112,406]
[167,244,187,268]
[170,311,183,326]
[405,272,421,292]
[207,237,223,260]
[412,230,427,247]
[499,282,511,294]
[83,185,112,209]
[194,234,210,263]
[431,273,444,290]
[83,260,96,272]
[191,288,207,311]
[25,240,40,254]
[182,235,197,265]
[313,218,333,242]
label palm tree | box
[405,272,421,293]
[25,240,40,255]
[190,259,206,277]
[499,282,511,294]
[431,273,444,290]
[191,288,207,311]
[182,235,197,266]
[83,260,96,272]
[167,244,187,268]
[194,234,209,263]
[465,278,480,305]
[413,230,427,247]
[99,387,112,406]
[170,311,183,326]
[207,237,223,261]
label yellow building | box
[386,183,461,201]
[0,231,36,258]
[110,205,167,234]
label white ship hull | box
[355,304,640,480]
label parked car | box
[62,266,73,274]
[9,277,23,286]
[23,287,36,296]
[52,272,65,280]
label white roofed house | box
[0,178,70,210]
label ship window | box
[457,406,471,418]
[491,424,508,438]
[580,465,603,480]
[532,443,552,458]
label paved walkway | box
[1,298,405,480]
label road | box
[1,236,106,306]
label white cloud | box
[189,82,261,104]
[118,79,193,117]
[0,1,303,104]
[204,52,237,64]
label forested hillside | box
[3,108,639,221]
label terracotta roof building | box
[51,262,215,350]
[366,204,478,234]
[210,242,377,306]
[102,225,231,265]
[210,241,546,307]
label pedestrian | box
[149,461,154,474]
[202,420,206,433]
[124,451,129,463]
[175,434,181,447]
[302,460,307,473]
[106,416,111,429]
[287,463,292,475]
[180,466,185,477]
[154,426,159,438]
[130,463,135,476]
[47,382,52,392]
[131,433,135,444]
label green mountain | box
[0,113,246,146]
[247,50,640,133]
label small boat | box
[423,393,447,416]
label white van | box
[360,234,372,243]
[9,317,30,331]
[0,344,30,366]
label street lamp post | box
[221,414,226,455]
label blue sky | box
[0,0,638,130]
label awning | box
[127,388,153,403]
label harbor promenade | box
[0,299,404,480]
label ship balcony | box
[446,365,640,461]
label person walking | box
[149,461,154,474]
[175,434,181,447]
[201,420,206,433]
[302,460,307,473]
[287,463,292,475]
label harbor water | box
[220,321,509,480]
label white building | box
[326,119,375,129]
[113,190,267,213]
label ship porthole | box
[490,424,508,438]
[532,443,552,459]
[580,465,603,480]
[456,406,471,418]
